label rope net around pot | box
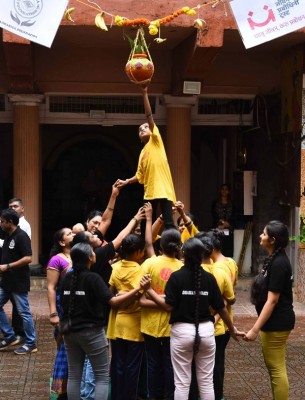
[125,28,154,85]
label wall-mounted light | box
[89,110,105,119]
[183,81,201,95]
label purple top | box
[47,254,71,282]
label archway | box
[42,136,143,259]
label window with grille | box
[49,95,156,114]
[198,98,254,115]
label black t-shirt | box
[261,251,295,332]
[0,227,32,293]
[60,269,114,331]
[91,242,115,286]
[165,265,225,325]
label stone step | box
[30,276,47,290]
[30,275,255,291]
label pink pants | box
[170,321,215,400]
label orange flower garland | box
[70,0,224,36]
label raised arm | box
[111,206,146,250]
[175,201,193,235]
[140,83,154,133]
[98,182,120,236]
[152,215,164,241]
[143,202,155,258]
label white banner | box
[230,0,305,49]
[0,0,69,48]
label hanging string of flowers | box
[64,0,227,36]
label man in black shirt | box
[0,209,37,355]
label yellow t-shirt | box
[226,257,239,287]
[181,224,200,243]
[208,265,235,336]
[213,259,237,326]
[140,255,182,337]
[107,260,144,342]
[136,125,176,202]
[213,258,238,287]
[106,260,122,340]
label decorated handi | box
[125,28,154,85]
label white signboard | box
[230,0,305,49]
[0,0,69,48]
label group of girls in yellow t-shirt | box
[106,206,241,400]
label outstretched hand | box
[112,182,120,196]
[134,206,146,221]
[229,326,246,342]
[115,179,128,189]
[143,202,152,219]
[140,81,150,92]
[243,328,259,342]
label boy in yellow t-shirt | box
[116,82,176,230]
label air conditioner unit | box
[89,110,105,119]
[183,81,201,95]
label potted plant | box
[290,215,305,248]
[125,28,154,84]
[292,215,305,302]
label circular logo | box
[160,268,173,282]
[14,0,43,19]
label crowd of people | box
[0,82,295,400]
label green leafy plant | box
[290,215,305,244]
[125,34,145,54]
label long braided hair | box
[251,221,289,308]
[61,242,92,334]
[183,238,205,354]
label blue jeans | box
[64,326,109,400]
[144,334,174,400]
[0,288,36,347]
[81,356,95,400]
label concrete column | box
[8,94,44,266]
[163,95,196,211]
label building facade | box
[0,1,304,276]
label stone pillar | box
[8,94,44,267]
[163,96,196,211]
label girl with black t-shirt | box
[245,220,295,400]
[143,237,240,400]
[60,242,149,400]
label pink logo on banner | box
[247,5,276,30]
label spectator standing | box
[244,220,295,400]
[212,184,234,257]
[47,227,75,399]
[9,197,31,238]
[0,208,37,354]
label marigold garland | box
[69,0,224,36]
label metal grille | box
[0,95,5,112]
[49,95,156,114]
[198,98,253,115]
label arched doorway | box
[42,135,143,259]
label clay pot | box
[125,53,154,84]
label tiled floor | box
[225,287,305,400]
[0,281,304,399]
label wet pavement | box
[0,278,304,399]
